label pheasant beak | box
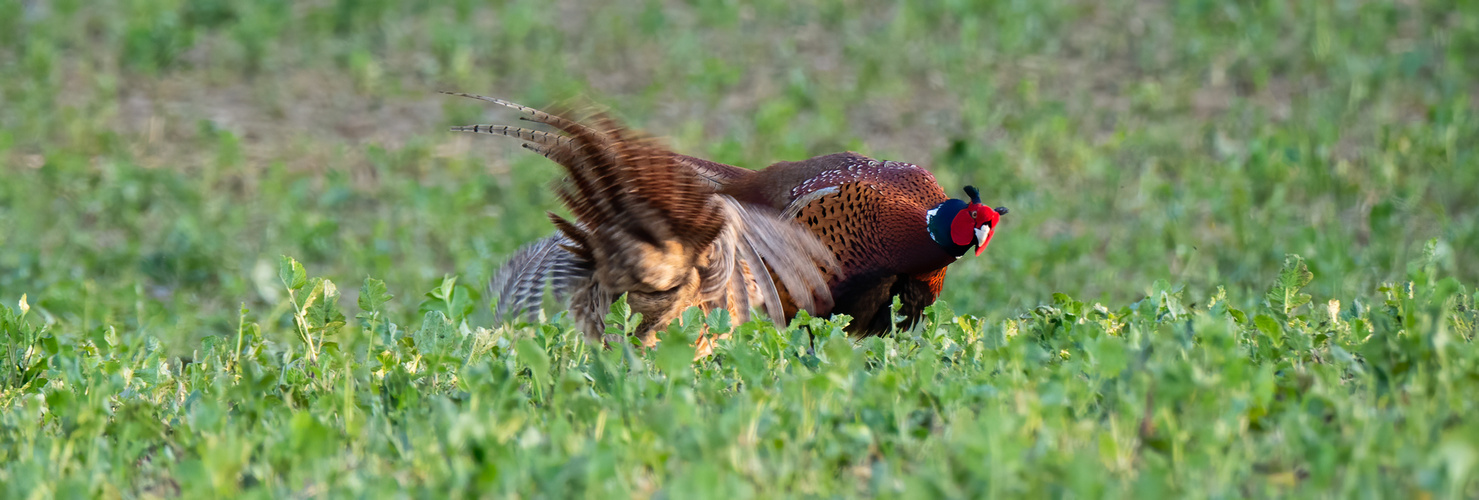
[973,225,991,256]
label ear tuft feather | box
[963,186,981,204]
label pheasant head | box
[926,186,1008,257]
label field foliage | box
[2,0,1477,497]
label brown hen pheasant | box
[451,93,1006,345]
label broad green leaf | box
[1266,254,1314,318]
[358,277,391,313]
[705,308,732,336]
[1088,335,1128,376]
[604,294,637,336]
[823,333,855,370]
[1254,314,1283,347]
[516,338,552,389]
[278,255,307,291]
[655,314,697,378]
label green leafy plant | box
[2,1,1477,496]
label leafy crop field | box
[3,0,1478,497]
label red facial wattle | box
[949,203,998,256]
[949,209,976,247]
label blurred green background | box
[1,0,1477,496]
[3,0,1475,338]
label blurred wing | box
[702,197,838,325]
[453,92,834,339]
[489,233,590,323]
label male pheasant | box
[449,93,1007,344]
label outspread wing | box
[454,93,835,344]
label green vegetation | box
[2,0,1476,497]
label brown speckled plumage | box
[723,152,959,335]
